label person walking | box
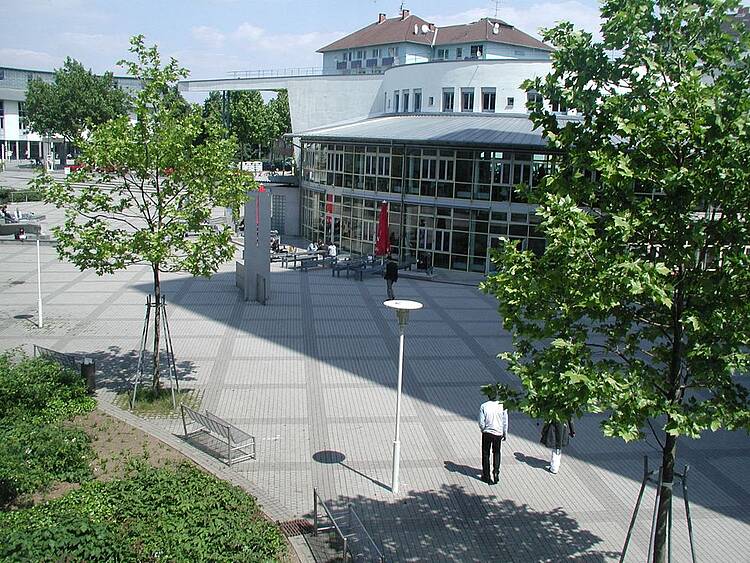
[478,389,508,484]
[540,418,575,474]
[384,255,398,300]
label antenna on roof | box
[493,0,501,18]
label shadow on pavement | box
[308,484,620,562]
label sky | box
[1,0,605,80]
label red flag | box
[375,201,390,256]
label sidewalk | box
[0,243,748,562]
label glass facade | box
[300,141,554,272]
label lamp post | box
[36,236,43,328]
[383,298,423,494]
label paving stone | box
[0,245,748,562]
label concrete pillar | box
[243,188,271,303]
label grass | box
[113,387,202,417]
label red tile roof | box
[317,13,552,53]
[317,13,436,53]
[437,18,552,51]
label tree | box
[268,89,291,135]
[202,90,290,160]
[37,36,255,391]
[25,58,130,166]
[480,1,750,561]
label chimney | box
[401,9,410,20]
[378,13,386,24]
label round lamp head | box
[383,299,423,311]
[384,299,423,329]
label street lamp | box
[383,298,423,494]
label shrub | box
[0,354,95,424]
[0,421,93,504]
[0,463,286,562]
[0,354,96,504]
[0,188,44,204]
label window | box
[551,98,567,113]
[356,50,364,59]
[394,91,400,113]
[442,88,454,112]
[470,44,483,58]
[437,48,447,59]
[428,96,434,107]
[481,88,496,112]
[456,47,463,59]
[0,101,3,129]
[388,47,396,56]
[506,97,514,109]
[461,88,474,112]
[18,101,29,132]
[371,48,380,58]
[527,90,544,108]
[0,69,4,80]
[413,89,422,112]
[402,90,409,112]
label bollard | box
[81,358,96,394]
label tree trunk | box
[653,431,677,563]
[152,266,162,392]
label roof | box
[318,12,552,53]
[437,18,553,51]
[295,113,578,150]
[318,14,436,53]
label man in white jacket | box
[478,389,508,484]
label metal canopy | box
[295,113,579,150]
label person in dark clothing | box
[540,419,575,474]
[384,256,398,300]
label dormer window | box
[551,98,567,113]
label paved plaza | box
[1,238,749,562]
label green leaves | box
[483,0,750,450]
[25,57,130,142]
[36,37,256,389]
[0,354,96,504]
[0,464,286,562]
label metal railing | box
[33,345,80,371]
[313,488,385,562]
[227,67,328,79]
[347,503,386,562]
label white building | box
[0,66,139,165]
[180,10,571,272]
[180,10,566,273]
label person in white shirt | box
[307,241,318,253]
[327,242,337,258]
[478,389,508,484]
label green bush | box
[0,421,93,503]
[0,463,286,562]
[0,188,44,204]
[0,354,95,424]
[0,354,96,504]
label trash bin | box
[81,358,96,394]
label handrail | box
[313,488,350,561]
[33,345,81,371]
[348,503,386,562]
